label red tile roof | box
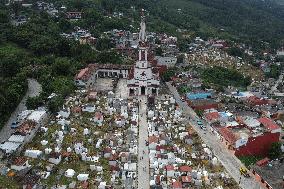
[179,165,192,172]
[104,147,112,153]
[149,135,159,144]
[81,181,89,189]
[76,68,89,80]
[12,157,27,166]
[258,117,280,131]
[205,112,220,121]
[181,175,192,183]
[256,157,270,167]
[217,127,238,144]
[165,165,174,171]
[172,181,182,188]
[247,96,269,106]
[15,120,36,135]
[95,112,103,119]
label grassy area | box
[239,156,263,167]
[0,175,21,189]
[201,66,251,88]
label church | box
[127,14,160,96]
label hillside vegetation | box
[102,0,284,48]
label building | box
[10,157,30,171]
[215,116,281,156]
[66,12,82,20]
[155,56,177,68]
[75,64,131,88]
[276,48,284,57]
[187,92,212,100]
[127,13,160,96]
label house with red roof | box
[181,175,192,184]
[149,135,159,150]
[204,111,220,123]
[172,181,182,189]
[247,96,270,106]
[165,165,175,177]
[258,117,281,133]
[179,165,192,173]
[10,157,30,171]
[216,116,281,157]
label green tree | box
[95,51,122,64]
[155,47,163,56]
[266,64,281,79]
[52,58,73,76]
[226,47,244,58]
[161,69,176,82]
[51,77,75,97]
[96,38,114,51]
[48,95,64,113]
[26,96,44,110]
[269,142,282,159]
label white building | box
[155,56,177,68]
[11,157,30,171]
[127,14,160,96]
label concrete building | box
[155,56,177,68]
[127,14,160,96]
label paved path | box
[137,96,150,189]
[0,79,42,143]
[166,82,264,189]
[115,79,128,99]
[271,72,284,93]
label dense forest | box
[101,0,284,49]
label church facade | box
[127,15,160,96]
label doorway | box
[141,86,146,95]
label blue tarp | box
[187,92,211,100]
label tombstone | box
[58,131,64,137]
[58,135,64,141]
[83,128,89,135]
[55,147,61,153]
[86,156,91,161]
[75,147,81,154]
[67,147,72,152]
[41,140,48,146]
[195,179,203,186]
[191,170,197,179]
[97,166,103,172]
[212,157,218,166]
[71,128,76,133]
[81,152,87,161]
[90,165,96,171]
[69,182,76,189]
[41,127,48,133]
[45,148,52,154]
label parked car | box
[197,120,203,126]
[11,121,19,129]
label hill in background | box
[102,0,284,49]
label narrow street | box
[0,79,42,143]
[166,82,264,189]
[137,96,150,189]
[271,72,284,93]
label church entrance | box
[129,88,134,96]
[152,88,157,95]
[141,86,146,95]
